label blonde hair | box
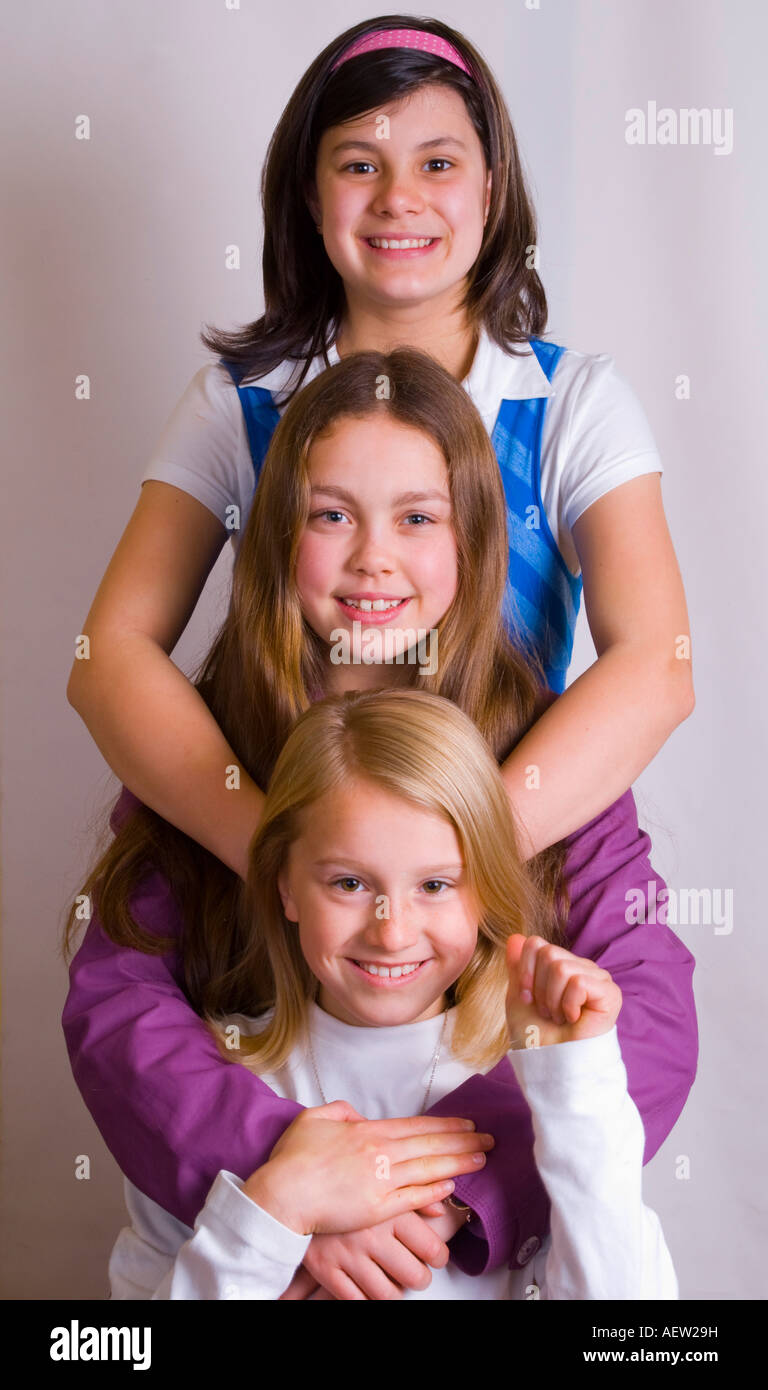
[206,688,565,1074]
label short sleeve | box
[140,363,255,530]
[540,353,663,576]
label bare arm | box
[66,480,264,879]
[501,474,695,858]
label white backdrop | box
[1,0,765,1299]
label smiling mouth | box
[348,958,430,984]
[366,237,437,249]
[334,596,413,626]
[338,596,409,612]
[363,237,441,258]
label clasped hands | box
[251,934,621,1299]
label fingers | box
[415,1201,448,1218]
[513,936,604,1025]
[360,1114,477,1139]
[278,1265,321,1300]
[344,1239,432,1297]
[385,1128,493,1167]
[560,973,590,1024]
[390,1144,489,1192]
[386,1179,469,1222]
[312,1268,369,1301]
[393,1210,451,1270]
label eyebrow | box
[310,485,451,506]
[329,136,468,156]
[313,859,465,875]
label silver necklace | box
[307,1008,449,1116]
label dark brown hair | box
[63,349,568,1018]
[200,14,547,400]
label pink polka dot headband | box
[331,27,474,80]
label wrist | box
[241,1161,308,1236]
[443,1195,473,1232]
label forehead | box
[294,779,462,854]
[307,412,448,478]
[318,82,480,151]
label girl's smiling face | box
[311,83,491,314]
[295,412,458,688]
[278,778,480,1028]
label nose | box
[348,523,396,577]
[361,896,421,955]
[370,168,427,220]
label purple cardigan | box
[62,784,697,1277]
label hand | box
[243,1100,494,1236]
[505,934,622,1048]
[279,1206,460,1300]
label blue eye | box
[313,509,348,523]
[403,513,432,526]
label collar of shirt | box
[244,325,556,424]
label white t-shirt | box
[108,1005,678,1301]
[140,329,662,578]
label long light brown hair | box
[63,349,569,1019]
[207,688,565,1074]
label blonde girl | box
[108,688,678,1301]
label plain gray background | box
[1,0,765,1299]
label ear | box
[277,866,300,925]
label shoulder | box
[545,346,657,441]
[548,345,634,409]
[219,1008,275,1039]
[153,360,245,438]
[189,359,244,413]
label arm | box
[117,1102,482,1300]
[513,1030,678,1300]
[62,853,304,1228]
[425,786,697,1275]
[64,813,485,1241]
[66,480,263,880]
[501,474,695,858]
[138,1172,311,1301]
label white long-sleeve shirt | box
[108,1004,678,1300]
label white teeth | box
[356,960,421,978]
[368,237,434,249]
[342,597,404,612]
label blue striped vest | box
[220,337,582,692]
